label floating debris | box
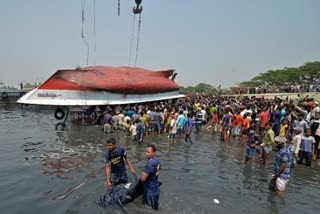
[213,199,220,204]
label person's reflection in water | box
[267,189,286,214]
[242,163,253,190]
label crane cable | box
[128,13,136,66]
[80,0,88,107]
[93,0,96,66]
[134,13,142,67]
[118,0,120,16]
[81,0,89,66]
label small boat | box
[0,81,25,103]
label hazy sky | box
[1,0,319,88]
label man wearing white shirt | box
[290,127,302,167]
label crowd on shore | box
[99,93,320,209]
[235,84,320,94]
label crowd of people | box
[235,84,319,94]
[100,93,320,209]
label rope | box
[134,13,142,67]
[128,14,136,66]
[80,0,88,107]
[81,0,89,66]
[118,0,120,16]
[93,0,96,65]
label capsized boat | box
[17,66,185,106]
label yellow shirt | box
[279,124,288,137]
[143,114,150,127]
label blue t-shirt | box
[136,124,144,138]
[104,113,112,125]
[186,118,193,132]
[176,114,186,128]
[127,110,135,118]
[271,112,281,125]
[149,111,155,121]
[273,146,292,179]
[143,157,160,196]
[223,113,231,127]
[300,136,315,152]
[104,146,127,174]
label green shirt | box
[264,129,275,147]
[210,106,218,114]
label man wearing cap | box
[270,137,292,196]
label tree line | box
[179,61,320,95]
[237,61,320,88]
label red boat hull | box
[39,66,180,94]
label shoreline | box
[225,91,320,101]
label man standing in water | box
[140,143,161,210]
[176,110,186,139]
[261,122,275,165]
[270,138,292,196]
[185,113,194,143]
[245,127,261,162]
[104,138,136,188]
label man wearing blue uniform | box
[104,138,136,188]
[140,143,161,210]
[270,139,292,196]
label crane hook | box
[133,0,143,14]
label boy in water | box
[185,113,194,143]
[297,128,315,166]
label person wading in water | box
[140,143,161,210]
[104,138,136,188]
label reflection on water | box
[0,108,320,214]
